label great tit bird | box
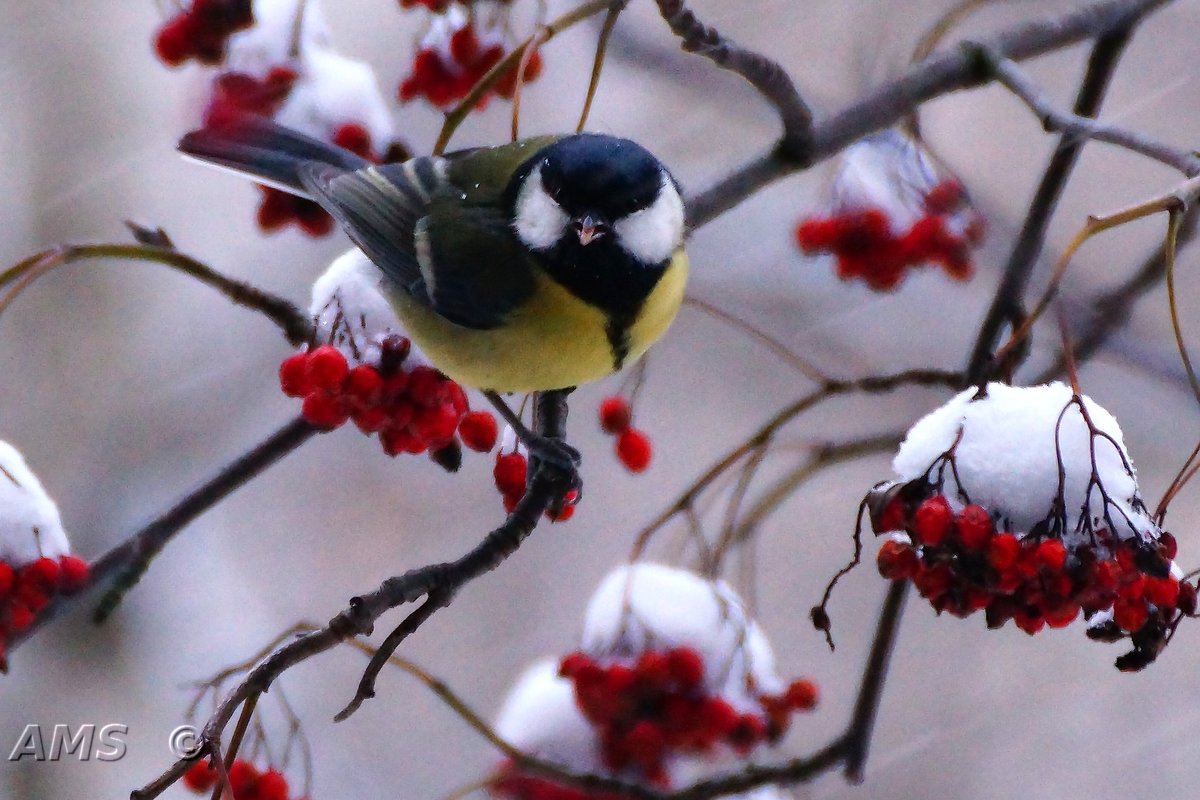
[178,116,688,393]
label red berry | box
[634,650,671,688]
[1178,581,1198,615]
[1044,602,1080,629]
[227,760,259,797]
[728,714,767,754]
[412,403,460,447]
[988,533,1021,570]
[616,428,652,472]
[344,364,383,404]
[29,557,61,591]
[559,651,593,678]
[58,556,90,593]
[458,411,498,452]
[912,495,952,546]
[305,345,349,392]
[407,365,446,406]
[154,15,198,66]
[255,769,289,800]
[1113,597,1149,632]
[353,406,389,434]
[666,647,704,688]
[0,562,12,596]
[924,179,964,214]
[598,396,632,434]
[871,495,907,534]
[278,352,312,397]
[1159,531,1179,560]
[1144,576,1181,609]
[955,504,993,550]
[8,602,35,631]
[332,123,373,159]
[182,760,218,792]
[545,503,575,523]
[1035,539,1068,572]
[624,720,666,772]
[493,452,528,497]
[785,678,818,710]
[301,392,350,429]
[876,539,918,580]
[380,426,426,456]
[699,696,740,738]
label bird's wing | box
[299,137,562,330]
[298,158,444,299]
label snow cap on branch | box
[0,441,70,565]
[581,563,784,709]
[891,381,1154,543]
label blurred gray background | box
[3,1,1200,798]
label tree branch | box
[685,0,1171,229]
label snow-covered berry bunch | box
[491,565,816,797]
[0,442,89,669]
[864,381,1193,671]
[492,427,579,521]
[281,251,498,469]
[158,0,404,236]
[398,2,543,109]
[795,129,984,291]
[154,0,255,67]
[597,396,653,474]
[183,758,297,800]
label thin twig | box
[964,26,1135,383]
[577,1,627,133]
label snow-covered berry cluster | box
[865,381,1192,671]
[154,0,255,67]
[160,0,403,236]
[0,442,89,669]
[492,428,579,521]
[491,565,814,798]
[795,129,984,291]
[183,758,297,800]
[399,3,543,109]
[597,396,652,474]
[282,250,498,469]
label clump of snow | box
[276,46,395,149]
[0,442,70,565]
[493,658,602,773]
[892,382,1154,543]
[309,250,427,366]
[224,0,331,76]
[831,129,938,231]
[581,563,784,709]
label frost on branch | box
[279,250,497,467]
[795,129,984,291]
[864,382,1193,671]
[0,442,90,669]
[491,565,816,798]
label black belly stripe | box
[605,311,635,371]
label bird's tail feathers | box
[178,114,369,197]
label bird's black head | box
[511,133,684,268]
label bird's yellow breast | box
[391,248,688,392]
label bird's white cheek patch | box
[514,165,569,251]
[615,178,685,265]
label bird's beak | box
[574,215,608,246]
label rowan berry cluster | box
[154,0,255,66]
[183,758,297,800]
[280,338,498,466]
[597,396,652,473]
[399,5,543,108]
[493,443,579,521]
[0,555,89,668]
[795,179,980,291]
[556,648,817,784]
[871,482,1194,670]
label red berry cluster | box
[399,20,543,109]
[203,67,299,129]
[493,449,579,522]
[0,555,89,667]
[154,0,255,67]
[557,648,817,783]
[872,488,1194,669]
[280,339,498,467]
[598,396,652,473]
[183,758,297,800]
[795,180,982,291]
